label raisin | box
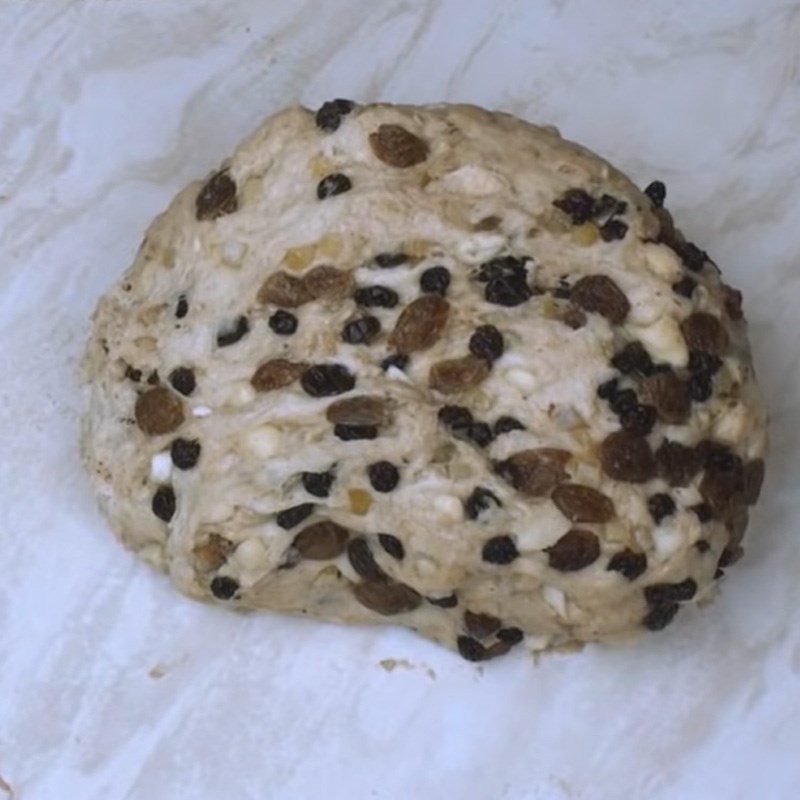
[648,493,676,523]
[691,503,713,523]
[464,611,502,639]
[680,312,729,355]
[643,603,679,631]
[269,309,298,335]
[597,378,619,401]
[571,275,630,325]
[302,470,334,498]
[438,405,473,428]
[743,459,765,505]
[600,431,655,483]
[276,503,315,530]
[257,271,310,307]
[170,438,201,470]
[494,416,525,435]
[464,486,501,520]
[303,265,354,301]
[619,404,657,436]
[552,188,595,224]
[718,545,744,568]
[420,266,451,295]
[469,324,504,362]
[695,539,711,553]
[672,276,697,298]
[593,194,627,218]
[317,172,352,199]
[599,218,628,242]
[545,529,600,571]
[210,576,239,600]
[193,534,233,572]
[353,580,422,614]
[699,461,745,517]
[495,449,570,497]
[607,549,647,581]
[341,315,381,344]
[476,256,528,283]
[644,578,697,606]
[374,252,409,268]
[326,395,391,426]
[482,535,519,565]
[368,461,400,492]
[195,170,237,221]
[354,285,399,308]
[465,422,493,448]
[381,353,409,372]
[333,424,377,440]
[369,124,429,167]
[688,350,723,376]
[389,295,450,353]
[551,483,615,523]
[672,241,708,272]
[168,367,196,397]
[640,371,690,424]
[145,370,160,386]
[655,440,702,487]
[251,359,307,392]
[497,627,524,645]
[378,534,405,560]
[485,274,532,306]
[429,356,491,394]
[644,180,666,207]
[457,636,488,662]
[293,520,350,559]
[428,593,458,608]
[611,342,654,377]
[135,387,185,436]
[609,388,638,415]
[301,364,356,397]
[151,485,176,522]
[175,295,189,318]
[125,365,142,382]
[216,315,249,347]
[722,284,744,320]
[314,98,355,132]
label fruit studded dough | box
[82,101,767,661]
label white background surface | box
[1,2,799,798]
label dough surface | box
[82,101,767,660]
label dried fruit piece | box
[135,387,185,436]
[195,170,238,221]
[482,535,519,565]
[680,312,729,355]
[193,534,233,572]
[374,251,409,267]
[170,438,201,470]
[643,603,679,631]
[469,325,504,362]
[124,365,142,382]
[699,454,745,517]
[269,309,298,335]
[619,404,657,436]
[369,124,429,167]
[553,189,595,224]
[347,537,387,582]
[551,483,615,523]
[464,611,502,639]
[457,636,488,662]
[672,276,697,298]
[600,431,655,483]
[691,503,714,523]
[251,359,307,392]
[420,266,451,296]
[303,265,354,300]
[353,580,422,615]
[722,284,744,320]
[464,422,493,447]
[743,459,765,505]
[389,295,450,353]
[210,576,239,600]
[275,503,315,530]
[326,395,391,426]
[428,593,458,608]
[545,529,600,571]
[216,315,250,347]
[301,364,356,397]
[644,180,666,207]
[640,371,691,424]
[378,534,405,560]
[151,485,176,521]
[464,486,501,520]
[333,424,377,440]
[317,172,352,199]
[348,488,372,515]
[341,315,381,344]
[493,416,525,435]
[655,440,703,487]
[672,240,708,272]
[599,218,628,242]
[476,256,533,307]
[315,98,355,132]
[644,578,697,606]
[648,493,676,523]
[611,342,654,377]
[571,275,630,324]
[381,353,408,372]
[606,549,647,581]
[175,295,189,318]
[257,271,310,307]
[367,461,400,492]
[293,521,350,559]
[429,355,491,394]
[168,367,196,397]
[495,449,570,497]
[354,285,399,308]
[301,470,335,498]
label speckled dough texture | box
[82,101,767,661]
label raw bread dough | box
[82,101,767,660]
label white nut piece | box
[245,425,282,458]
[150,452,172,481]
[643,242,684,282]
[634,315,689,367]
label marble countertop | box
[1,1,799,798]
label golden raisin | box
[571,274,630,325]
[134,387,185,436]
[551,483,615,523]
[250,359,308,392]
[292,521,350,559]
[640,371,691,424]
[369,124,429,167]
[680,312,729,355]
[353,580,422,615]
[348,489,372,515]
[257,271,311,307]
[545,529,601,571]
[495,449,570,497]
[428,355,490,394]
[302,265,354,300]
[193,534,234,572]
[389,295,450,353]
[325,395,392,426]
